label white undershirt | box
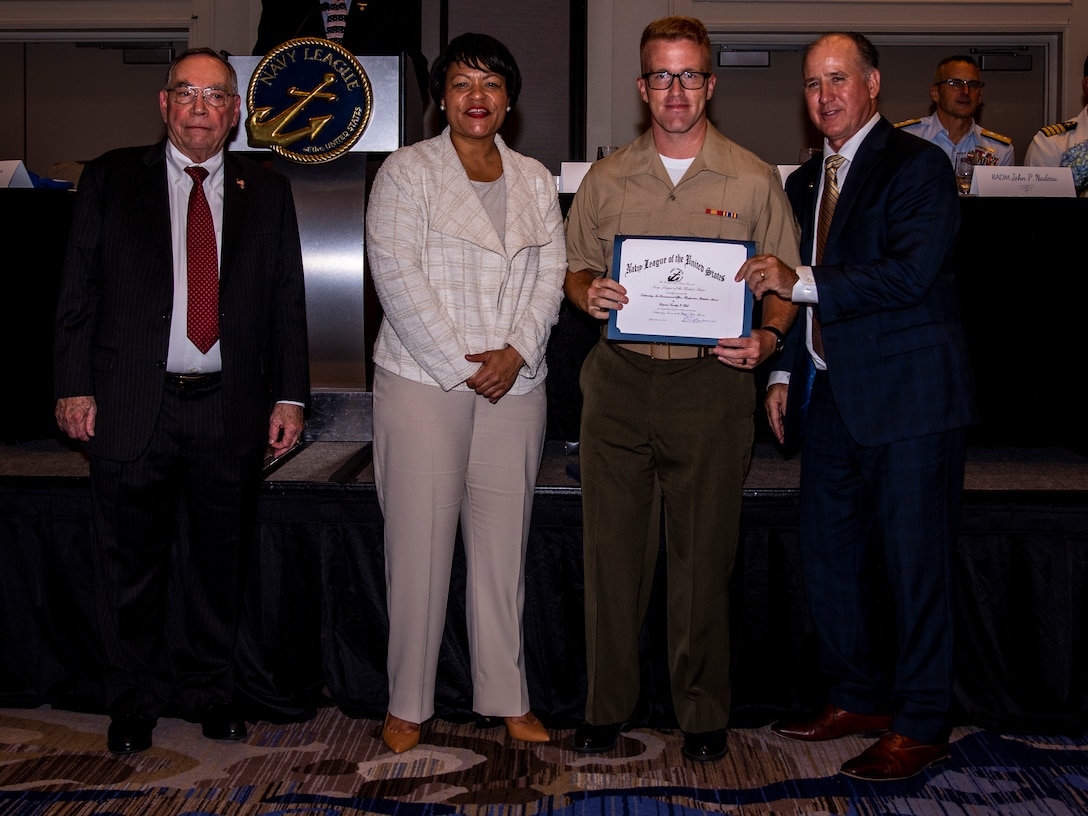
[659,154,695,186]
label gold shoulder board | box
[980,129,1012,145]
[1040,120,1078,138]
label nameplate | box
[0,160,33,189]
[974,167,1075,197]
[559,161,592,194]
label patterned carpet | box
[2,706,1087,815]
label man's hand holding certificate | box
[573,235,769,370]
[607,235,754,345]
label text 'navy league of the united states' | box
[246,38,373,163]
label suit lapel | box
[825,117,890,256]
[428,133,552,257]
[497,141,551,255]
[140,143,173,272]
[787,158,821,264]
[429,136,507,256]
[221,153,249,282]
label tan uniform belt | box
[614,341,710,360]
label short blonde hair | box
[639,16,711,72]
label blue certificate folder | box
[606,235,755,345]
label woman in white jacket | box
[365,32,566,753]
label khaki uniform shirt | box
[567,124,801,279]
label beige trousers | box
[372,366,547,723]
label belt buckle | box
[167,372,220,391]
[648,342,707,360]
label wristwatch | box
[761,325,785,354]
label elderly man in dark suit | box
[737,32,975,781]
[54,47,309,754]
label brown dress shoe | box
[771,704,893,742]
[381,712,420,753]
[840,732,950,780]
[504,712,550,743]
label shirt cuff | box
[768,370,790,387]
[792,266,818,303]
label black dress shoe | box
[682,729,728,762]
[572,721,626,753]
[107,714,155,754]
[199,702,247,741]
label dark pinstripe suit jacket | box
[53,141,309,462]
[777,117,977,451]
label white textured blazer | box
[366,129,567,394]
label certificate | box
[607,235,754,345]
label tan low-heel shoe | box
[504,712,550,743]
[382,713,420,753]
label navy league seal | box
[247,38,373,163]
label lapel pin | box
[235,179,245,191]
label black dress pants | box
[89,380,260,717]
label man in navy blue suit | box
[736,32,975,781]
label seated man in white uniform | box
[897,54,1013,166]
[1026,53,1088,196]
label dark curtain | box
[2,481,1085,734]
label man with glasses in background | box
[897,55,1013,165]
[565,15,799,763]
[54,47,309,754]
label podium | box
[228,54,422,444]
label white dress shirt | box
[165,141,225,374]
[773,112,881,382]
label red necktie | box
[184,166,219,354]
[811,154,845,362]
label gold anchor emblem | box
[246,73,339,148]
[246,38,372,163]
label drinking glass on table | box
[954,152,975,196]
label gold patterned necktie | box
[812,154,845,361]
[184,166,219,354]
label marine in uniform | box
[564,16,800,764]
